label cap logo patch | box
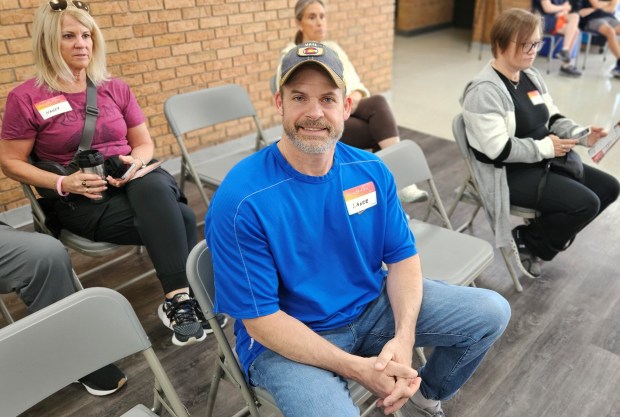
[298,46,324,57]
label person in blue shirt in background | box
[533,0,583,76]
[206,42,511,417]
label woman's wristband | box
[56,176,69,197]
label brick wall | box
[0,0,395,212]
[396,0,454,33]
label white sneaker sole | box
[172,331,207,347]
[77,376,127,397]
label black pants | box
[507,163,619,261]
[340,95,399,152]
[52,168,197,294]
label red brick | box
[118,37,154,52]
[134,22,167,37]
[128,0,164,12]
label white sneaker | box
[410,400,445,417]
[398,184,429,203]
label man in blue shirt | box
[206,42,511,417]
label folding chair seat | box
[0,287,189,417]
[449,113,541,292]
[164,84,267,210]
[186,240,401,417]
[21,183,155,288]
[376,140,494,289]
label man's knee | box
[28,233,70,267]
[473,290,511,340]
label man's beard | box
[283,118,343,154]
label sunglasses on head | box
[48,0,90,13]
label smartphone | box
[120,163,136,180]
[571,127,590,140]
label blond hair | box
[490,8,542,58]
[32,1,108,91]
[293,0,326,45]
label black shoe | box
[194,303,229,333]
[612,66,620,78]
[78,364,127,396]
[511,226,542,278]
[560,65,582,77]
[159,293,206,346]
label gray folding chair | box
[164,84,267,210]
[449,113,539,292]
[540,33,563,75]
[376,140,494,288]
[580,30,608,71]
[186,240,402,417]
[0,296,14,325]
[0,287,189,417]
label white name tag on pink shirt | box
[34,95,72,120]
[343,181,377,215]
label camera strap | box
[76,77,99,154]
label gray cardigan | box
[460,62,583,248]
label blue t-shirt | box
[205,141,417,374]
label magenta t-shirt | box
[1,78,145,165]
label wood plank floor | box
[3,128,619,417]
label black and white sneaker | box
[195,303,229,334]
[559,64,582,77]
[159,293,206,346]
[78,364,127,396]
[611,66,620,78]
[511,226,542,279]
[159,302,228,334]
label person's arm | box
[243,310,418,400]
[588,0,616,10]
[462,83,555,163]
[0,138,105,198]
[539,0,570,14]
[373,254,423,414]
[349,90,364,114]
[106,122,154,186]
[602,0,618,12]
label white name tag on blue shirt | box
[343,181,377,215]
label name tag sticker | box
[35,95,72,120]
[527,90,544,106]
[343,181,377,215]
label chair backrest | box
[376,140,452,228]
[451,113,471,161]
[164,84,266,150]
[186,240,268,417]
[0,287,188,417]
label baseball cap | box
[279,41,346,91]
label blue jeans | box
[248,279,510,417]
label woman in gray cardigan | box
[461,8,619,277]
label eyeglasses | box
[48,0,90,13]
[513,40,543,54]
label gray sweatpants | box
[0,224,75,313]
